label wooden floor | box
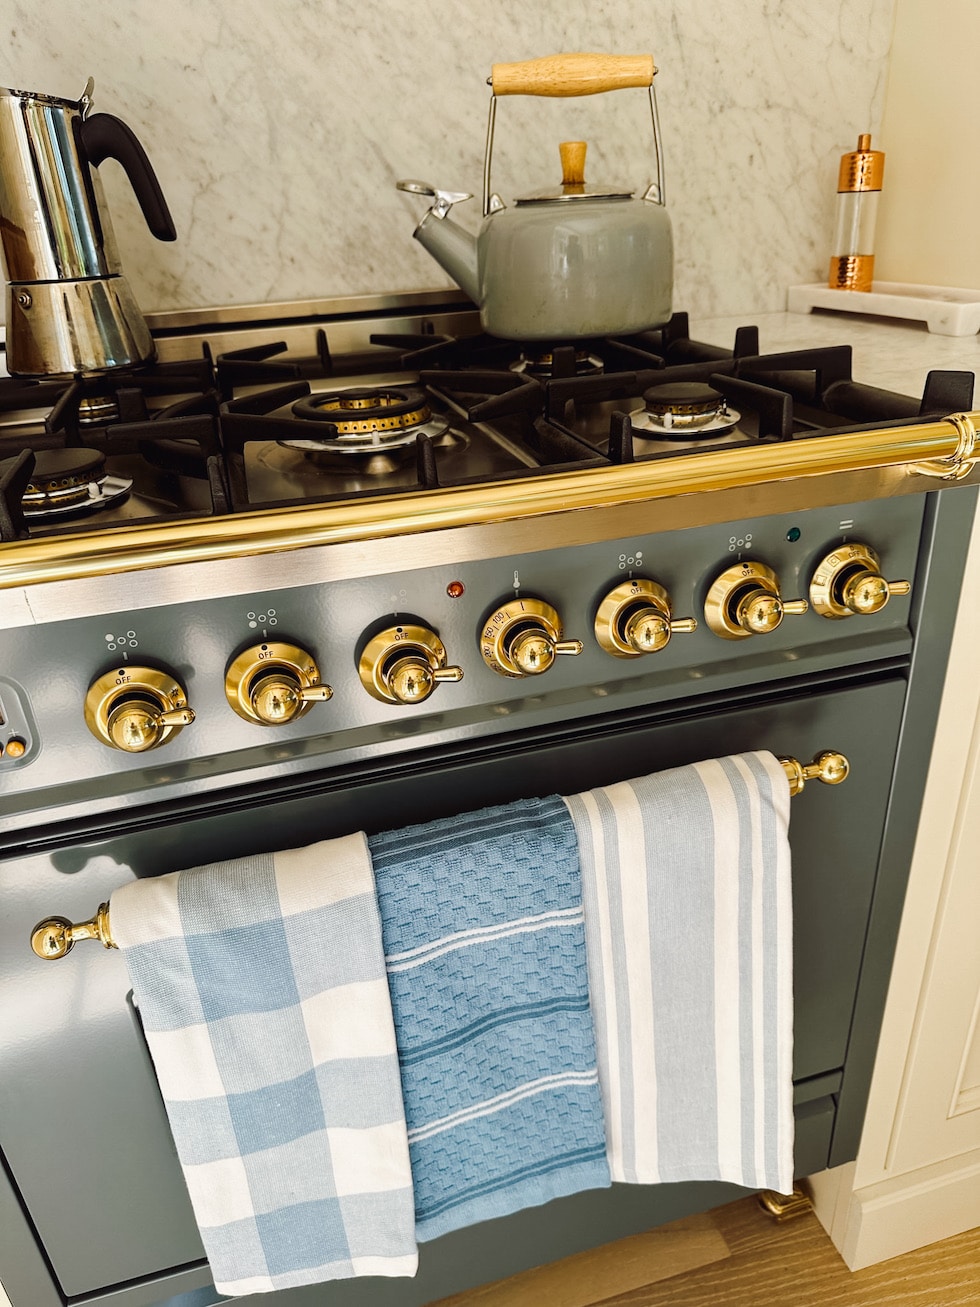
[438,1196,980,1307]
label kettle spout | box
[413,209,481,306]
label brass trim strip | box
[2,413,977,591]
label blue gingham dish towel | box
[369,796,610,1242]
[563,751,794,1194]
[109,835,417,1297]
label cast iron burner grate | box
[217,367,601,511]
[0,354,229,542]
[543,332,976,464]
[1,308,974,539]
[366,328,681,377]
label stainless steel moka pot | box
[0,78,176,376]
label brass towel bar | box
[29,751,848,962]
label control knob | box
[704,561,808,639]
[225,642,333,725]
[84,665,195,753]
[594,579,697,657]
[809,542,911,619]
[480,597,583,677]
[359,624,463,704]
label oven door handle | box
[27,750,849,960]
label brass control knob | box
[809,542,911,619]
[704,562,808,640]
[480,597,584,678]
[225,642,332,725]
[359,624,463,704]
[594,579,698,658]
[84,666,195,753]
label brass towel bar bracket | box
[779,749,849,796]
[32,900,114,961]
[29,751,848,961]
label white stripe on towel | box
[408,1069,600,1143]
[385,906,584,972]
[577,790,626,1171]
[740,755,768,1186]
[613,781,660,1182]
[699,758,743,1184]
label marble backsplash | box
[1,0,894,322]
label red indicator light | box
[447,581,465,599]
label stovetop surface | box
[0,298,975,545]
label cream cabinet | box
[811,501,980,1266]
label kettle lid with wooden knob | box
[514,140,633,204]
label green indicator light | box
[786,527,802,543]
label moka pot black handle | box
[79,112,177,242]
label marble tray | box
[787,282,980,337]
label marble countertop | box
[690,308,980,403]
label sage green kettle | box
[398,52,673,342]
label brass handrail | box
[0,413,977,592]
[28,750,849,960]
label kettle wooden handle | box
[491,53,655,97]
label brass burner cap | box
[643,381,725,421]
[24,447,106,509]
[292,387,432,438]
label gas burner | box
[77,395,120,426]
[512,348,604,379]
[283,386,451,454]
[22,448,133,520]
[632,381,740,439]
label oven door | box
[0,669,903,1307]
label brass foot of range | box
[757,1184,813,1222]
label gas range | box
[3,291,980,1307]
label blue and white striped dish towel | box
[369,795,611,1242]
[109,836,417,1297]
[563,751,794,1194]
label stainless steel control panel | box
[0,495,924,828]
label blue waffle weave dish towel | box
[109,835,417,1297]
[369,795,611,1242]
[563,751,794,1194]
